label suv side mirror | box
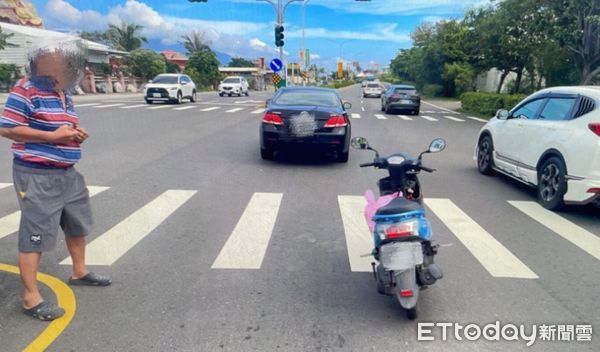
[496,109,509,120]
[343,102,352,110]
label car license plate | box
[379,242,423,271]
[290,112,317,137]
[400,99,411,104]
[153,93,161,98]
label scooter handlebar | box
[420,165,436,173]
[360,162,376,168]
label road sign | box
[337,62,344,79]
[270,58,283,72]
[272,73,282,85]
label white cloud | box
[310,53,320,60]
[42,0,277,58]
[287,23,410,43]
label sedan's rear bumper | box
[261,125,350,152]
[565,178,600,205]
[387,101,420,109]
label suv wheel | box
[190,90,197,102]
[176,91,183,104]
[477,135,495,175]
[245,90,249,97]
[537,157,567,210]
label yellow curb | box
[0,263,76,352]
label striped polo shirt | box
[0,78,81,168]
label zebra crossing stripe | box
[0,186,109,240]
[509,201,600,261]
[351,113,361,119]
[174,105,196,111]
[94,104,125,109]
[465,116,488,122]
[226,108,245,113]
[201,107,221,112]
[0,183,11,191]
[425,198,538,279]
[337,196,375,272]
[121,104,148,109]
[375,114,388,120]
[442,115,465,122]
[251,109,265,114]
[75,103,100,107]
[421,115,439,121]
[398,115,413,121]
[212,193,283,269]
[147,105,172,110]
[61,190,197,266]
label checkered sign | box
[272,74,281,85]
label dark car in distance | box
[260,87,352,162]
[381,84,421,115]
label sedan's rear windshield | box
[394,88,416,93]
[223,78,241,83]
[273,91,340,107]
[367,84,380,88]
[152,76,178,84]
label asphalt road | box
[0,86,598,352]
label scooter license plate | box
[380,242,423,271]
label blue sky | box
[30,0,488,70]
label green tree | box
[181,31,211,55]
[185,50,221,89]
[106,22,148,52]
[228,57,255,67]
[163,58,181,73]
[128,49,166,80]
[0,26,16,50]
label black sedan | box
[260,87,352,162]
[381,84,421,115]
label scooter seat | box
[375,197,422,216]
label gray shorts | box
[12,164,94,253]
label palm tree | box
[0,26,17,50]
[106,22,148,52]
[181,31,211,55]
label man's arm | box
[0,125,79,144]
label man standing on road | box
[0,39,111,322]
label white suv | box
[219,76,249,97]
[144,74,197,104]
[476,86,600,209]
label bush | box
[461,92,527,117]
[0,64,20,91]
[421,84,444,97]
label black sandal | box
[23,301,65,321]
[68,272,112,286]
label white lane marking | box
[62,190,197,266]
[251,109,265,114]
[147,105,172,110]
[351,113,361,119]
[509,201,600,261]
[120,104,147,109]
[398,115,413,121]
[212,193,283,269]
[375,114,388,120]
[174,105,196,111]
[0,186,109,240]
[201,107,221,112]
[442,115,465,122]
[361,107,365,112]
[94,104,125,109]
[338,196,374,272]
[421,115,439,121]
[0,183,12,190]
[465,116,489,122]
[226,108,245,113]
[74,103,100,108]
[425,198,538,279]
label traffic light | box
[275,25,284,47]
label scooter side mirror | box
[428,138,446,153]
[351,136,370,150]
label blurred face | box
[34,52,79,91]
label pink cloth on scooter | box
[363,190,402,233]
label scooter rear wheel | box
[405,307,417,320]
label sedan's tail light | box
[324,115,348,128]
[263,112,283,125]
[587,188,600,194]
[589,123,600,136]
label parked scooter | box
[351,137,446,320]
